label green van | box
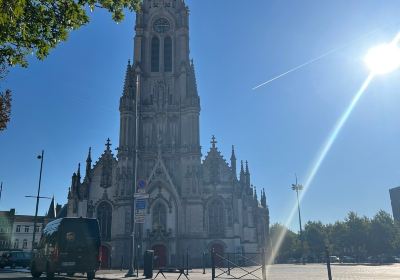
[30,217,101,279]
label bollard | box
[325,246,333,280]
[203,251,206,274]
[186,248,189,276]
[211,249,215,280]
[227,254,230,275]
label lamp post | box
[31,150,44,252]
[291,175,304,264]
[126,73,141,277]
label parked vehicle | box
[342,256,355,263]
[30,217,101,279]
[0,251,31,268]
[329,256,340,263]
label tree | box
[0,89,11,131]
[269,223,301,263]
[0,0,141,131]
[326,221,347,257]
[344,212,369,260]
[303,221,327,261]
[0,0,141,68]
[368,210,397,256]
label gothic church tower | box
[66,0,269,268]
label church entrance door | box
[211,243,224,266]
[152,244,167,268]
[100,245,110,269]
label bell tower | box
[119,0,201,198]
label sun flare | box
[364,43,400,75]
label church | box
[66,0,269,269]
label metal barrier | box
[211,249,267,280]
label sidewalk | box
[96,269,211,280]
[94,269,209,280]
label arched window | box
[14,239,19,249]
[164,36,172,72]
[208,200,224,236]
[22,239,27,249]
[97,202,112,241]
[151,37,160,72]
[152,202,167,230]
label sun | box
[364,43,400,75]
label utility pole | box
[126,73,141,277]
[291,175,305,264]
[0,182,3,202]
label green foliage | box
[271,210,400,263]
[0,0,142,68]
[269,223,301,262]
[0,89,11,131]
[0,0,141,131]
[303,221,327,258]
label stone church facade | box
[66,0,269,268]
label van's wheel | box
[31,263,42,278]
[87,270,95,280]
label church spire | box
[211,135,217,149]
[240,160,245,185]
[77,163,81,181]
[105,138,112,151]
[123,60,133,96]
[245,160,251,188]
[230,145,237,180]
[261,189,267,208]
[86,147,92,180]
[47,196,56,219]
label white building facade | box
[11,216,44,252]
[67,0,269,269]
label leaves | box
[0,89,11,131]
[0,0,141,131]
[271,211,400,262]
[0,0,142,68]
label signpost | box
[135,198,147,224]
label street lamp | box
[31,150,44,252]
[291,176,304,264]
[126,73,141,277]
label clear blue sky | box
[2,0,400,230]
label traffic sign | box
[136,199,146,210]
[137,179,147,193]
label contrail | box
[252,49,338,90]
[252,27,387,90]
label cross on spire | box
[211,135,217,148]
[106,138,111,150]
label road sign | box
[136,199,146,210]
[135,209,146,224]
[137,179,147,193]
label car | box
[342,256,355,263]
[0,251,31,269]
[30,217,101,280]
[329,256,340,263]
